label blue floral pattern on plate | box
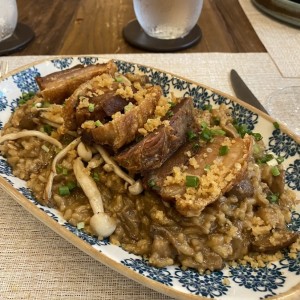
[0,57,299,300]
[174,268,230,298]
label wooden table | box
[14,0,265,55]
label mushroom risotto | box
[0,60,299,273]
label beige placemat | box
[0,53,299,300]
[239,0,300,78]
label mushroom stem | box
[43,137,81,202]
[41,119,78,137]
[95,145,143,195]
[73,157,116,239]
[51,137,81,173]
[0,130,63,148]
[73,157,104,213]
[43,171,55,203]
[77,142,93,162]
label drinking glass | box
[265,86,300,136]
[133,0,203,40]
[0,0,18,42]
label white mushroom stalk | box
[41,118,77,137]
[73,157,116,239]
[77,142,93,162]
[43,137,81,202]
[43,171,55,202]
[51,137,81,173]
[0,130,63,148]
[95,145,143,195]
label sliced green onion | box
[257,153,274,164]
[67,181,77,190]
[62,168,68,176]
[267,192,279,203]
[234,122,255,138]
[56,164,63,174]
[58,185,70,196]
[77,222,85,230]
[93,172,100,181]
[88,103,95,112]
[219,145,229,156]
[186,175,199,188]
[203,104,213,112]
[187,130,197,141]
[166,109,174,118]
[94,120,103,127]
[273,122,280,129]
[211,129,226,136]
[252,132,263,141]
[200,128,213,141]
[42,124,53,135]
[168,101,175,107]
[115,76,123,82]
[148,179,159,190]
[253,143,260,154]
[124,102,135,113]
[276,156,284,164]
[18,91,35,105]
[204,164,211,171]
[271,166,280,176]
[200,121,208,129]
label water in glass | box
[0,0,18,42]
[133,0,203,40]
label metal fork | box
[0,61,8,78]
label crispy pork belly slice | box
[62,74,120,131]
[35,60,117,104]
[160,135,253,217]
[115,97,195,172]
[75,92,128,126]
[142,140,198,190]
[90,86,162,150]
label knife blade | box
[230,69,269,115]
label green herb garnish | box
[276,156,284,164]
[187,130,197,141]
[93,172,100,181]
[18,91,35,105]
[42,124,53,135]
[66,181,77,190]
[115,76,123,82]
[271,166,280,176]
[166,109,174,118]
[58,185,70,196]
[257,154,274,164]
[267,192,279,203]
[148,179,159,190]
[95,120,103,127]
[219,145,229,156]
[202,104,213,112]
[186,175,200,188]
[273,122,280,129]
[88,103,95,112]
[204,164,211,171]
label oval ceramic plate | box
[0,57,299,300]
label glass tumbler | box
[133,0,203,40]
[0,0,18,42]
